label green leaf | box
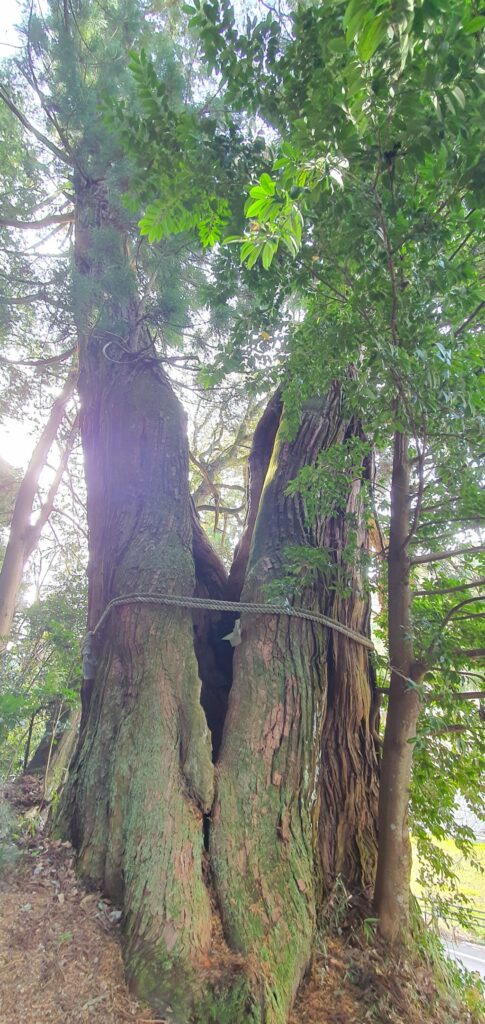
[451,85,466,109]
[245,197,273,217]
[245,244,262,269]
[463,15,485,33]
[357,14,388,61]
[259,173,276,195]
[262,240,276,269]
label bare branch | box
[413,578,485,597]
[25,412,80,558]
[411,544,485,566]
[0,346,76,369]
[455,300,485,337]
[0,212,73,231]
[196,503,244,515]
[0,84,73,167]
[440,595,485,630]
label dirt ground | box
[0,780,483,1024]
[0,835,151,1023]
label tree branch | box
[410,544,485,566]
[413,578,485,597]
[404,437,427,546]
[426,724,471,735]
[454,649,485,660]
[0,212,73,231]
[0,346,76,369]
[377,688,485,700]
[455,300,485,337]
[449,691,485,700]
[453,611,485,621]
[196,503,244,515]
[457,671,485,683]
[26,413,80,557]
[440,595,485,629]
[0,84,73,167]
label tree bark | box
[43,707,81,799]
[374,431,422,941]
[226,388,283,601]
[58,178,215,1012]
[211,388,379,1022]
[24,703,72,774]
[59,176,379,1021]
[0,373,77,648]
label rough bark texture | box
[191,501,232,759]
[58,180,215,1012]
[374,431,422,941]
[44,707,80,798]
[60,358,380,1021]
[211,388,379,1023]
[226,389,283,601]
[59,179,380,1021]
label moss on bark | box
[207,389,379,1022]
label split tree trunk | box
[211,388,379,1021]
[60,178,379,1022]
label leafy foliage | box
[0,579,85,778]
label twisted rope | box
[86,592,374,651]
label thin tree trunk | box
[22,709,38,771]
[44,706,81,798]
[25,703,71,774]
[0,373,77,647]
[374,431,423,941]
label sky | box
[0,0,22,55]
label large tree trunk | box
[211,387,379,1022]
[58,179,215,1008]
[59,181,379,1022]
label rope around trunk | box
[85,592,374,651]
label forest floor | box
[0,777,484,1024]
